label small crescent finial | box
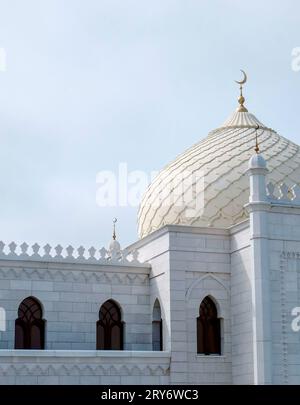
[235,70,248,112]
[112,218,117,240]
[255,125,260,154]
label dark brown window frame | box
[152,319,163,351]
[197,296,221,355]
[152,299,163,351]
[15,296,46,350]
[96,299,124,350]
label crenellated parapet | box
[266,182,300,205]
[0,241,148,267]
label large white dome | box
[138,100,300,238]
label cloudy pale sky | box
[0,0,299,250]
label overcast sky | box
[0,0,299,250]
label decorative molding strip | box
[267,182,300,205]
[280,251,300,260]
[0,241,149,267]
[0,363,170,377]
[279,253,289,384]
[0,266,149,284]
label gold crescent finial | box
[112,218,117,240]
[235,69,247,85]
[235,70,248,112]
[255,125,260,154]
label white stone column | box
[245,154,272,385]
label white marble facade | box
[1,101,300,385]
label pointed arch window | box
[15,297,45,349]
[197,296,221,355]
[97,300,124,350]
[152,299,163,351]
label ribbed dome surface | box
[138,107,300,238]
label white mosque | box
[0,73,300,385]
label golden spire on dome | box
[255,124,260,154]
[235,70,248,112]
[112,218,117,240]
